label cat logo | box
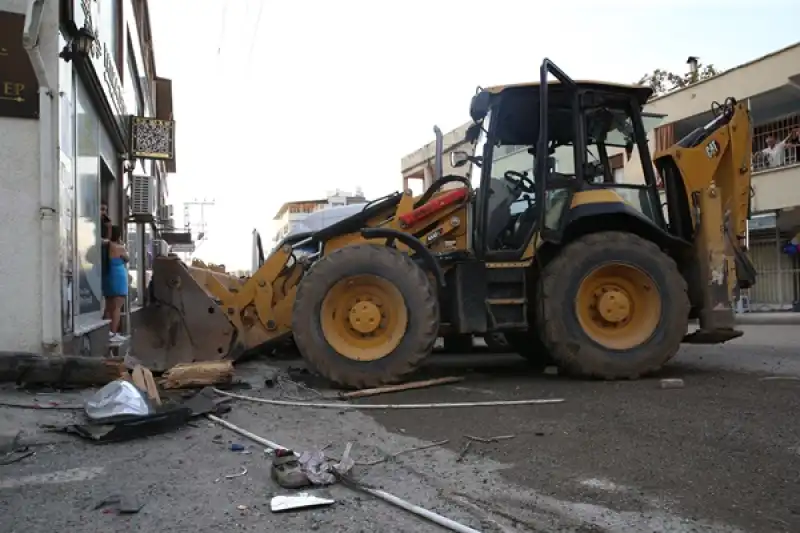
[705,140,720,159]
[426,228,443,243]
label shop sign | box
[0,11,39,119]
[73,0,127,132]
[130,116,175,160]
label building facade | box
[401,43,800,311]
[271,189,366,247]
[0,0,176,356]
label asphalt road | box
[1,324,798,532]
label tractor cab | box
[451,62,668,261]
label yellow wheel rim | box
[575,262,662,350]
[320,274,408,361]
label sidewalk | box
[736,312,800,325]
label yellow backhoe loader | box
[133,59,756,388]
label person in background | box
[103,225,129,345]
[758,131,798,169]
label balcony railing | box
[752,114,800,173]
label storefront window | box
[75,81,102,317]
[99,0,119,68]
[58,32,76,333]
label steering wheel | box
[503,170,535,193]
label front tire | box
[292,244,439,388]
[536,231,689,379]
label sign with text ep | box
[0,11,39,119]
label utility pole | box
[182,198,215,260]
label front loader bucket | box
[130,257,237,371]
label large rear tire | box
[536,231,689,379]
[292,244,439,388]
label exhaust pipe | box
[433,125,444,183]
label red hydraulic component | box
[398,188,468,228]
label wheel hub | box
[575,262,663,351]
[596,288,631,324]
[348,300,382,334]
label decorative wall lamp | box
[58,26,96,62]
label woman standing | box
[103,225,129,344]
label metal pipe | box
[433,125,444,183]
[206,414,484,533]
[24,0,61,353]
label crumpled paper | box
[296,442,354,485]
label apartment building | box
[400,43,800,310]
[271,188,366,247]
[0,0,176,355]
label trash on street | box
[270,492,335,513]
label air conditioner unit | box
[130,175,155,216]
[153,239,169,257]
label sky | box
[147,0,800,271]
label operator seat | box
[485,178,523,248]
[505,201,538,249]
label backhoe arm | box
[654,98,754,340]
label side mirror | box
[469,90,491,122]
[450,150,470,168]
[465,123,481,144]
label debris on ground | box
[0,352,127,387]
[271,449,312,489]
[358,440,449,466]
[208,414,481,532]
[270,491,335,513]
[270,443,355,489]
[161,361,235,390]
[660,378,685,389]
[544,366,559,376]
[130,365,161,405]
[457,434,516,463]
[45,383,229,444]
[0,449,35,465]
[93,493,147,514]
[213,387,565,410]
[464,434,515,444]
[85,380,153,421]
[335,376,464,400]
[224,467,248,479]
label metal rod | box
[205,414,483,533]
[213,388,565,410]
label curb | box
[735,314,800,325]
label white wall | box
[0,0,60,353]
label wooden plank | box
[130,365,161,405]
[338,376,465,400]
[160,361,235,390]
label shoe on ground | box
[271,449,311,489]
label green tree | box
[636,63,721,97]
